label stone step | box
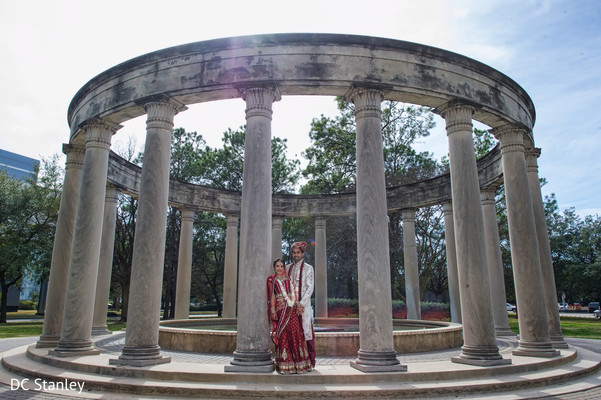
[1,344,600,399]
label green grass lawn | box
[1,315,599,340]
[4,310,43,320]
[507,314,601,340]
[0,320,126,338]
[0,321,44,338]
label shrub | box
[190,303,219,312]
[19,300,37,310]
[326,298,450,320]
[327,298,358,317]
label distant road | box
[559,311,596,318]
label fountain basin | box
[159,318,462,356]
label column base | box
[109,344,171,367]
[495,326,517,337]
[513,340,561,358]
[109,356,171,367]
[224,350,274,373]
[550,333,569,349]
[91,326,111,336]
[36,334,60,348]
[350,350,407,373]
[451,345,511,367]
[50,339,100,357]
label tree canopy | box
[0,157,62,322]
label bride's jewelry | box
[276,278,296,308]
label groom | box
[287,241,316,368]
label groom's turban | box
[291,241,307,253]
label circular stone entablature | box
[76,33,532,215]
[69,33,534,141]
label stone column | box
[347,87,405,372]
[222,214,239,318]
[402,209,421,320]
[525,147,567,349]
[439,102,509,366]
[272,217,283,260]
[481,188,514,337]
[492,125,559,358]
[52,119,120,357]
[111,97,186,367]
[91,184,119,336]
[315,217,328,318]
[443,202,461,323]
[226,87,279,373]
[37,144,85,348]
[174,209,195,320]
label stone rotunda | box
[35,33,567,376]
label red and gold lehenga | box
[267,273,312,374]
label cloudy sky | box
[1,0,599,216]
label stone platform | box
[1,334,600,399]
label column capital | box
[82,119,122,151]
[139,97,187,132]
[105,184,120,204]
[315,217,326,229]
[79,118,123,134]
[226,213,239,226]
[136,95,188,114]
[62,143,86,171]
[271,216,283,229]
[480,188,496,206]
[442,201,453,215]
[180,208,195,223]
[525,147,542,174]
[240,86,281,119]
[437,101,475,136]
[491,124,527,155]
[345,87,384,120]
[523,130,536,151]
[401,208,416,222]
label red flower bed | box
[328,305,450,321]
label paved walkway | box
[0,335,600,399]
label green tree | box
[301,98,439,193]
[110,139,142,322]
[472,128,498,158]
[200,127,300,193]
[162,128,206,319]
[381,101,438,185]
[170,127,206,183]
[0,156,62,322]
[417,205,447,299]
[545,195,601,304]
[300,99,445,301]
[301,99,357,194]
[190,212,227,316]
[158,127,301,316]
[111,193,137,322]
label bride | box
[267,258,312,374]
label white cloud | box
[1,0,599,215]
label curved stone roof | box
[68,33,534,141]
[72,33,526,215]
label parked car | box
[588,301,600,313]
[506,303,517,312]
[594,309,601,319]
[558,303,569,311]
